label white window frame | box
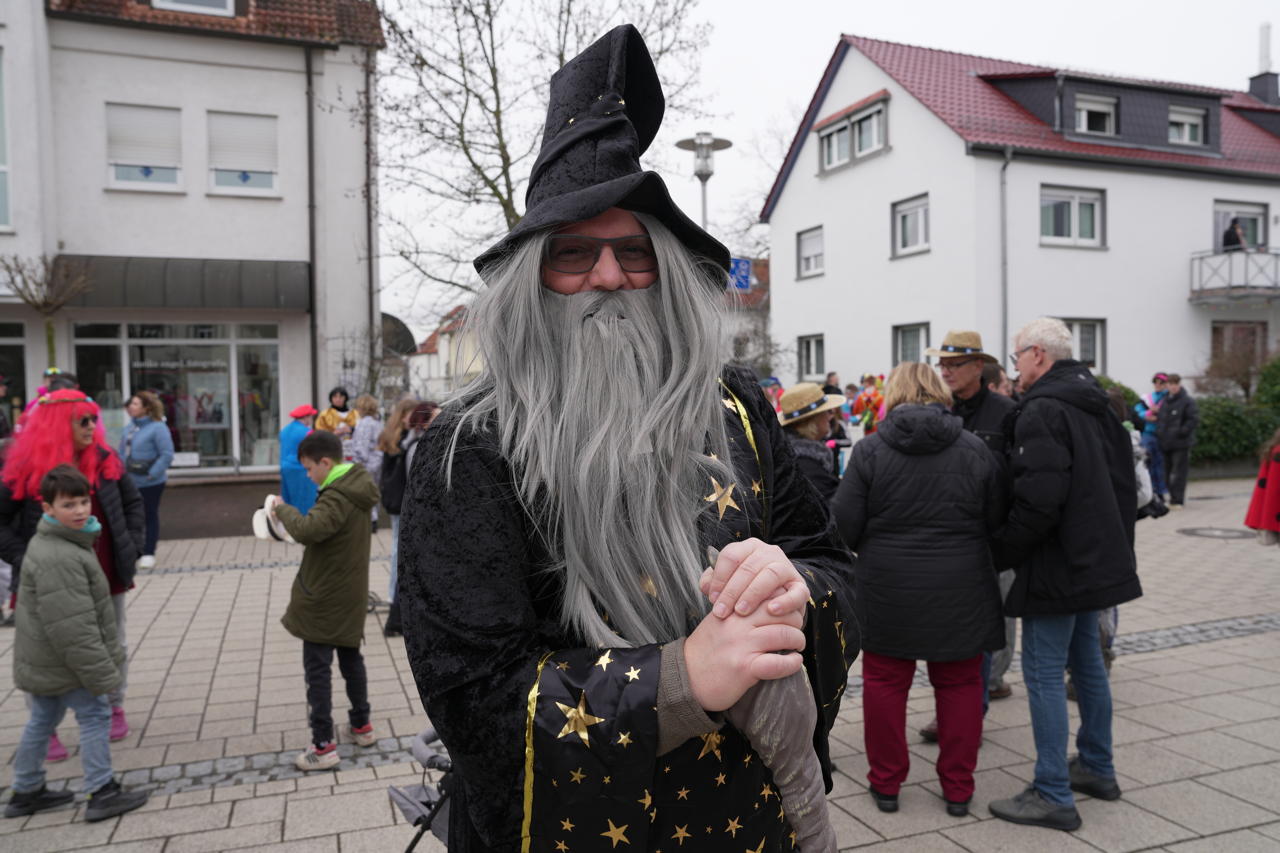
[892,194,930,257]
[892,323,929,367]
[1168,106,1206,146]
[797,226,824,278]
[1074,94,1117,136]
[820,124,851,169]
[206,111,279,197]
[1061,318,1106,372]
[852,104,885,157]
[152,0,236,17]
[797,335,825,382]
[1213,201,1267,251]
[105,103,183,192]
[1040,186,1104,248]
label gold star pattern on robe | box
[595,650,613,671]
[625,666,642,682]
[561,818,575,831]
[600,819,630,848]
[569,767,586,784]
[759,783,775,801]
[637,789,652,809]
[554,842,569,852]
[725,816,743,838]
[555,660,570,671]
[672,825,692,846]
[617,731,633,747]
[703,478,740,520]
[557,693,606,747]
[747,838,766,853]
[698,731,724,761]
[722,397,738,412]
[676,787,690,800]
[714,772,727,786]
[750,479,762,497]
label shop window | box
[107,104,181,189]
[797,334,824,381]
[208,112,278,194]
[893,323,929,366]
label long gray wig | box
[446,213,734,647]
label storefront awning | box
[61,255,311,311]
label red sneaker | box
[47,734,68,762]
[110,707,129,742]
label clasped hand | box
[683,539,809,712]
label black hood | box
[1020,360,1110,416]
[876,403,964,455]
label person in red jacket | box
[1245,427,1280,545]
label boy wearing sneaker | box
[6,466,148,821]
[270,430,381,771]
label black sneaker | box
[869,787,899,813]
[1068,756,1122,800]
[989,786,1081,831]
[84,779,149,822]
[5,786,74,818]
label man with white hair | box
[988,317,1142,832]
[398,26,856,852]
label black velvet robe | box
[399,366,858,852]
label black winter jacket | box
[786,431,840,501]
[831,404,1006,660]
[997,360,1142,616]
[953,385,1016,456]
[0,448,145,594]
[1156,388,1199,451]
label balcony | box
[1190,249,1280,304]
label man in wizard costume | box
[398,25,858,852]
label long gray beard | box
[510,285,732,647]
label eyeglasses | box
[76,415,99,428]
[938,358,978,372]
[1009,345,1038,366]
[544,234,658,274]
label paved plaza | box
[1,476,1279,852]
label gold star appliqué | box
[569,767,586,784]
[703,478,740,520]
[676,787,690,800]
[600,819,630,848]
[698,731,724,761]
[638,789,652,810]
[725,816,743,837]
[722,397,738,412]
[759,783,775,801]
[556,692,606,746]
[714,772,727,786]
[554,842,569,852]
[561,818,575,831]
[595,650,613,672]
[672,825,692,846]
[625,666,642,682]
[747,838,766,853]
[617,731,633,747]
[555,661,570,671]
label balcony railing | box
[1190,249,1280,303]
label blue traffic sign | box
[729,257,752,291]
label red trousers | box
[862,650,984,803]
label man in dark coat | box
[398,25,857,853]
[989,317,1142,832]
[1156,373,1199,508]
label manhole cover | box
[1177,527,1255,540]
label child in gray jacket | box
[6,465,148,822]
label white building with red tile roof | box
[0,0,383,474]
[763,34,1280,388]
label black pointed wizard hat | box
[473,24,730,280]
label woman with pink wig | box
[0,389,145,756]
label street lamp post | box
[675,131,732,229]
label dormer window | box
[1168,107,1206,145]
[1074,95,1116,135]
[851,105,884,156]
[152,0,235,17]
[820,125,850,169]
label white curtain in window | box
[208,112,277,172]
[107,104,181,167]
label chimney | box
[1252,22,1280,105]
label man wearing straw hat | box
[398,25,857,852]
[778,382,847,500]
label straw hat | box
[924,330,998,364]
[778,382,846,426]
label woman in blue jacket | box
[118,391,175,569]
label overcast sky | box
[388,0,1276,336]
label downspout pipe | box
[305,48,319,406]
[1000,145,1013,361]
[364,48,378,395]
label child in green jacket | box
[269,429,381,771]
[7,465,148,822]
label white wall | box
[768,45,978,382]
[0,2,57,264]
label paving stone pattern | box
[1,476,1278,852]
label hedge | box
[1096,375,1139,411]
[1189,396,1280,464]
